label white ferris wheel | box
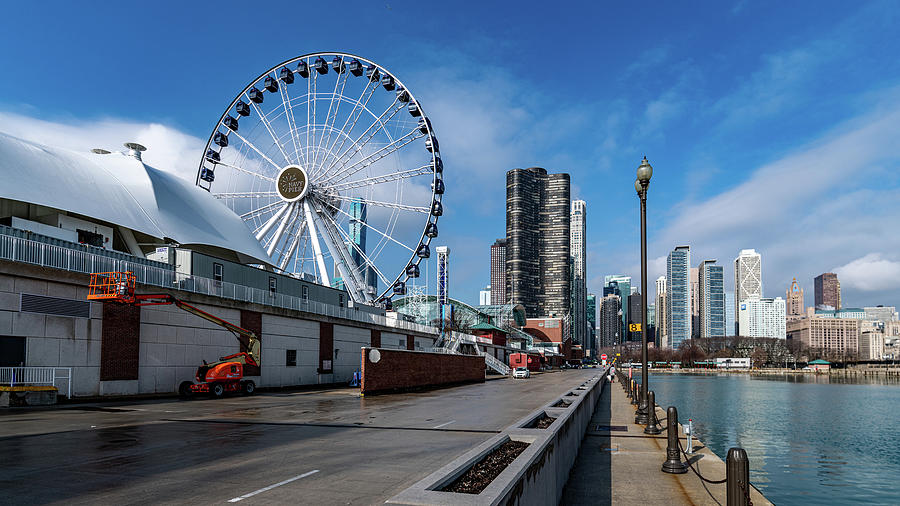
[196,52,443,305]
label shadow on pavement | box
[560,379,613,505]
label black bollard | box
[726,447,750,506]
[644,391,662,435]
[631,382,639,405]
[626,379,633,398]
[661,406,687,474]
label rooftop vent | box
[124,142,147,160]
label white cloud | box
[0,111,204,181]
[834,254,900,292]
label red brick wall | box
[240,310,262,376]
[360,348,484,394]
[100,303,141,381]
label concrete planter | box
[388,369,609,505]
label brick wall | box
[100,303,141,380]
[360,348,484,394]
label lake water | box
[646,372,900,505]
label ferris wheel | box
[196,52,443,305]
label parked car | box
[512,367,531,379]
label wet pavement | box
[0,370,596,505]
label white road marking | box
[433,420,456,429]
[227,470,320,502]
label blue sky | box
[2,1,900,309]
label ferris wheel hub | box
[276,165,310,202]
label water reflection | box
[649,372,900,505]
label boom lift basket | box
[88,271,136,303]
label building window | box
[213,263,224,282]
[339,294,344,308]
[301,285,309,302]
[286,349,297,367]
[269,277,277,295]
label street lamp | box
[634,156,652,426]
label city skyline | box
[2,3,900,311]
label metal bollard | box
[644,391,662,435]
[631,382,639,405]
[627,379,633,398]
[661,406,687,474]
[726,447,750,506]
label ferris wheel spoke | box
[323,129,426,186]
[276,213,306,269]
[310,201,369,299]
[214,191,278,199]
[318,165,432,192]
[318,77,379,179]
[226,129,283,174]
[244,92,292,166]
[306,57,313,173]
[326,200,418,253]
[303,199,330,284]
[314,59,350,172]
[317,203,392,287]
[253,202,290,240]
[278,223,304,272]
[329,194,430,214]
[319,98,403,180]
[241,200,282,219]
[276,73,306,167]
[265,203,298,255]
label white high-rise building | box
[479,285,491,305]
[570,200,587,351]
[655,276,668,346]
[734,249,762,335]
[738,297,786,338]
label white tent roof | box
[0,132,271,265]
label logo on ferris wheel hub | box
[277,165,309,202]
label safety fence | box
[0,367,72,398]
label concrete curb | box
[387,368,610,505]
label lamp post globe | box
[635,179,643,195]
[636,156,653,183]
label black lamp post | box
[634,157,652,425]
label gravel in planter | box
[442,440,531,494]
[524,412,557,429]
[551,399,572,407]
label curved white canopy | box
[0,132,272,265]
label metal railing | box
[0,231,440,336]
[479,349,511,375]
[0,367,72,398]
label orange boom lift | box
[88,271,261,398]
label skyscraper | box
[725,292,735,337]
[570,200,587,350]
[690,267,700,338]
[490,239,507,304]
[479,285,491,305]
[655,276,668,347]
[814,272,841,310]
[698,259,726,338]
[628,291,642,342]
[506,167,570,319]
[604,275,631,343]
[738,297,787,338]
[332,199,376,295]
[786,278,805,322]
[667,246,691,349]
[734,249,762,335]
[586,293,597,353]
[599,294,621,348]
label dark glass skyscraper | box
[490,238,507,304]
[599,294,621,348]
[506,167,571,319]
[667,246,691,348]
[699,259,725,338]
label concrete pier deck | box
[562,376,772,505]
